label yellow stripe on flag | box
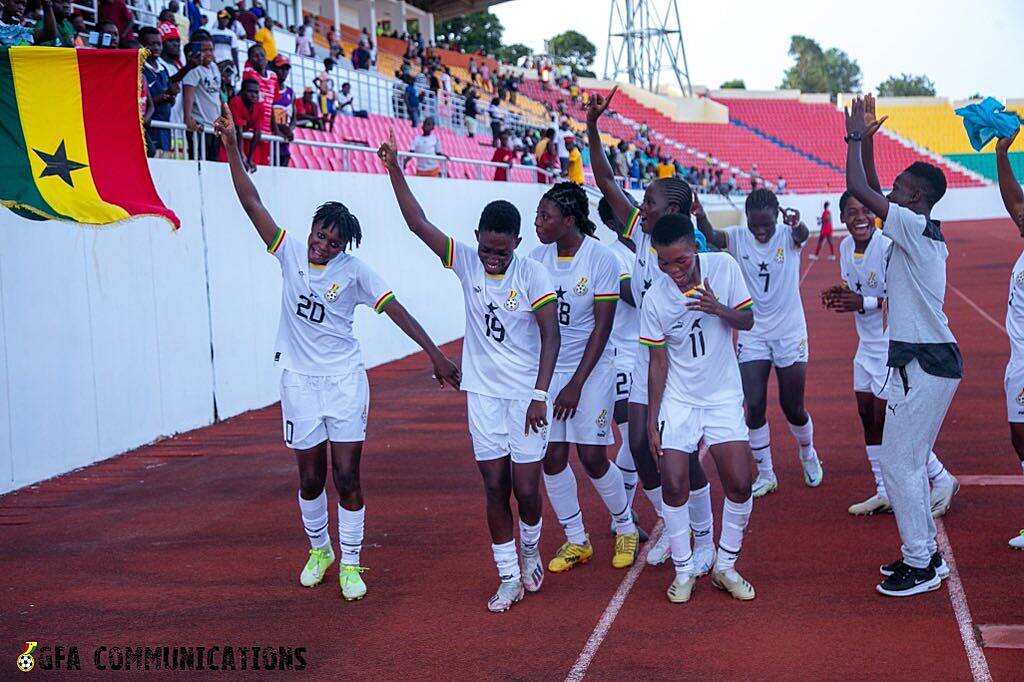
[10,47,128,224]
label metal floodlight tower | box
[604,0,693,97]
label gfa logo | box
[17,642,37,673]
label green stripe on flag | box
[0,47,65,220]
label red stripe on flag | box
[77,49,179,228]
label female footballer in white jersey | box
[586,88,717,571]
[995,127,1024,550]
[378,133,560,612]
[530,183,639,573]
[696,189,822,497]
[215,109,460,601]
[824,191,958,517]
[643,214,757,603]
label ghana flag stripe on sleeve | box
[734,298,753,311]
[531,292,556,311]
[639,336,665,348]
[443,237,455,268]
[594,293,619,302]
[0,47,178,228]
[374,291,396,313]
[622,207,641,239]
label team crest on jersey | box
[775,247,785,263]
[574,276,590,296]
[867,272,877,288]
[596,408,608,429]
[1016,270,1024,287]
[324,283,341,302]
[504,289,520,311]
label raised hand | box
[213,103,235,146]
[863,93,888,138]
[780,206,801,227]
[845,97,867,136]
[377,128,401,171]
[690,189,706,219]
[997,127,1020,155]
[586,85,617,124]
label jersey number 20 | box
[296,295,326,323]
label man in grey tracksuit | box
[843,96,962,597]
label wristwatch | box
[844,131,864,143]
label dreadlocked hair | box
[650,177,692,214]
[744,187,780,215]
[479,199,521,236]
[312,201,362,250]
[543,182,596,237]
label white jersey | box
[724,223,806,340]
[270,229,393,376]
[839,230,892,355]
[639,252,752,408]
[446,237,555,400]
[530,237,621,373]
[622,207,666,306]
[608,238,639,369]
[1007,250,1024,361]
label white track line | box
[947,283,1006,333]
[936,519,993,682]
[564,521,663,682]
[800,259,816,285]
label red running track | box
[1,219,1023,680]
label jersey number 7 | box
[758,271,770,293]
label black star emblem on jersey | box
[33,140,88,187]
[486,302,499,314]
[691,318,703,330]
[643,279,652,291]
[555,286,567,300]
[854,280,863,292]
[757,261,769,273]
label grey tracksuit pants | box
[880,358,959,569]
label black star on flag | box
[33,140,88,188]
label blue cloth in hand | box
[954,97,1022,152]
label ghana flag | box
[0,47,179,228]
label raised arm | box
[382,300,461,389]
[585,87,636,231]
[377,130,450,261]
[997,129,1024,231]
[845,97,889,221]
[213,104,279,247]
[780,207,809,245]
[861,94,888,193]
[31,0,56,44]
[692,190,726,250]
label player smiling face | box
[655,239,699,290]
[308,222,345,264]
[639,179,691,234]
[475,230,519,275]
[841,193,875,245]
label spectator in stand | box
[140,26,176,157]
[210,9,239,66]
[166,0,189,38]
[271,54,294,166]
[217,54,237,101]
[98,0,133,43]
[491,129,516,181]
[226,7,245,38]
[554,119,572,170]
[468,56,477,82]
[254,16,277,61]
[158,24,191,144]
[295,13,313,57]
[314,58,339,130]
[408,116,445,177]
[352,40,371,70]
[295,86,323,129]
[242,43,279,154]
[70,12,87,45]
[657,155,675,179]
[536,129,559,183]
[463,87,478,138]
[181,33,222,160]
[487,96,504,147]
[776,175,787,193]
[235,0,257,39]
[337,82,363,117]
[565,136,584,185]
[219,77,264,170]
[404,77,421,127]
[326,23,338,50]
[29,0,70,46]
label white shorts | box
[613,347,635,402]
[737,331,809,368]
[467,392,551,463]
[1005,359,1024,422]
[280,369,370,450]
[853,344,890,399]
[628,346,649,405]
[657,402,748,454]
[548,364,615,445]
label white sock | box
[519,518,542,556]
[749,424,774,479]
[590,464,637,535]
[688,484,714,549]
[787,415,817,461]
[615,422,638,508]
[491,539,521,582]
[662,501,693,578]
[865,445,887,498]
[338,505,365,565]
[643,485,664,519]
[544,468,587,544]
[298,489,330,549]
[715,496,752,572]
[927,451,953,487]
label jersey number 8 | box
[558,300,571,326]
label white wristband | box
[862,296,879,311]
[531,389,548,402]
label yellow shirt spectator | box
[567,147,584,185]
[657,162,675,179]
[255,25,278,61]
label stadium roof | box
[407,0,511,22]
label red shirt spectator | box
[491,144,516,181]
[221,89,268,165]
[99,0,133,39]
[235,3,258,39]
[820,206,833,236]
[242,60,279,137]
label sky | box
[492,0,1024,99]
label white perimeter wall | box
[0,160,551,494]
[0,162,1011,494]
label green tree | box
[780,35,861,95]
[496,43,532,66]
[877,73,936,97]
[436,11,504,55]
[547,30,597,77]
[720,79,746,89]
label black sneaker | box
[876,561,941,597]
[880,552,949,579]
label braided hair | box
[542,182,596,237]
[650,177,693,214]
[312,201,363,250]
[744,187,780,216]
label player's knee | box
[745,400,767,424]
[661,481,688,507]
[298,469,327,498]
[781,401,807,425]
[332,468,360,497]
[722,479,752,502]
[512,479,539,505]
[579,452,609,479]
[483,476,512,502]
